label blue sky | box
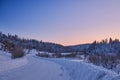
[0,0,120,45]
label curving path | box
[0,54,70,80]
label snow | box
[47,58,120,80]
[0,51,11,61]
[0,50,120,80]
[116,64,120,74]
[0,53,70,80]
[61,53,73,55]
[0,51,28,72]
[0,57,28,72]
[24,49,39,55]
[28,49,38,54]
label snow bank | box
[0,50,28,72]
[70,60,119,80]
[49,58,120,80]
[0,57,28,72]
[61,53,73,55]
[0,51,11,61]
[24,49,38,54]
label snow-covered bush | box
[36,53,50,58]
[88,54,118,69]
[63,53,76,58]
[52,53,62,58]
[11,47,25,59]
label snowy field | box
[0,50,120,80]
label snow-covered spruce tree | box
[87,38,120,71]
[87,38,120,55]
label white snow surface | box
[0,50,120,80]
[0,51,28,72]
[0,52,70,80]
[45,58,120,80]
[0,51,11,61]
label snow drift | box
[49,58,120,80]
[0,51,28,72]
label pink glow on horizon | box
[1,0,120,45]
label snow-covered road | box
[0,54,70,80]
[0,52,120,80]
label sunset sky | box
[0,0,120,45]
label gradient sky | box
[0,0,120,45]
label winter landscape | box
[1,0,120,80]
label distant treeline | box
[0,32,120,55]
[0,32,72,53]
